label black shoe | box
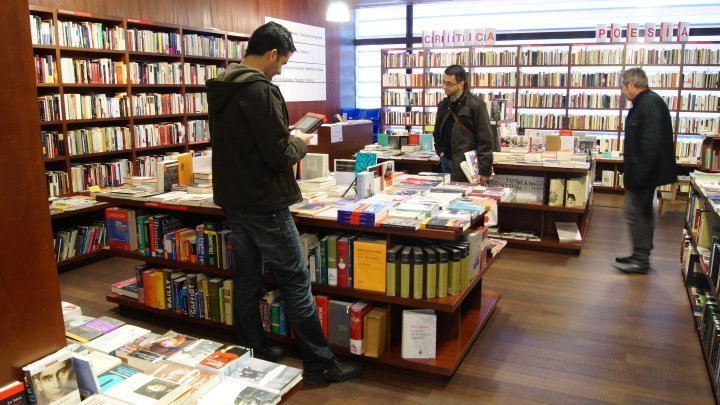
[613,261,650,274]
[303,359,363,386]
[615,256,635,264]
[255,345,286,362]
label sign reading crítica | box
[596,22,690,43]
[422,29,497,47]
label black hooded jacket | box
[207,63,307,213]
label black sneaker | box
[303,359,363,386]
[255,345,286,362]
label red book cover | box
[559,129,573,136]
[337,238,349,288]
[105,207,134,251]
[408,133,419,145]
[314,295,329,339]
[0,381,25,404]
[349,301,373,355]
[142,270,155,308]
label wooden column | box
[0,0,66,383]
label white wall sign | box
[265,17,326,102]
[595,22,690,43]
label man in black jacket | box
[207,22,361,385]
[614,67,678,274]
[432,65,495,182]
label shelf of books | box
[490,162,594,253]
[96,193,505,376]
[30,5,249,269]
[680,177,720,403]
[380,41,716,193]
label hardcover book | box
[23,349,81,405]
[401,309,437,359]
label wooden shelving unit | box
[493,163,594,253]
[99,194,503,376]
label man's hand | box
[293,131,314,144]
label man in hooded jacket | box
[207,21,361,386]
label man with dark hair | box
[614,67,677,274]
[432,64,495,182]
[207,21,362,385]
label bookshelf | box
[492,163,594,253]
[30,6,250,199]
[380,41,718,193]
[95,194,503,376]
[681,180,720,403]
[30,6,250,268]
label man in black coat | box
[432,65,495,182]
[614,67,678,274]
[207,22,361,385]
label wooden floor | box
[60,204,715,404]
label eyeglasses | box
[442,81,460,87]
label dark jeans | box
[440,155,452,174]
[624,187,656,263]
[223,207,334,372]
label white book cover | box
[402,309,437,359]
[198,380,259,405]
[85,325,151,355]
[104,374,190,405]
[167,339,224,367]
[488,175,545,204]
[227,357,302,395]
[23,348,82,405]
[548,178,566,207]
[556,222,582,243]
[300,153,329,179]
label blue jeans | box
[440,155,452,174]
[223,208,335,372]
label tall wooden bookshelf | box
[96,194,502,377]
[380,41,719,191]
[30,5,249,267]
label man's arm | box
[243,83,307,172]
[474,99,495,179]
[432,101,444,156]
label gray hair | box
[622,67,648,88]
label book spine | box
[337,238,349,288]
[223,279,233,325]
[400,255,411,299]
[314,295,329,339]
[426,261,437,299]
[437,262,448,298]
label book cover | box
[435,247,449,298]
[197,345,252,374]
[363,307,388,358]
[227,357,302,396]
[349,301,373,355]
[127,332,198,371]
[401,309,437,359]
[314,295,329,339]
[104,374,190,405]
[23,349,81,405]
[0,381,26,405]
[412,247,425,299]
[385,245,403,297]
[422,247,438,299]
[66,317,126,344]
[84,325,151,355]
[167,339,224,367]
[105,208,138,252]
[565,177,587,208]
[400,246,412,299]
[548,178,566,207]
[175,153,193,186]
[328,300,353,348]
[353,238,387,293]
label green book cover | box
[327,235,339,286]
[136,215,150,254]
[436,247,449,298]
[400,246,412,298]
[386,245,403,297]
[422,247,437,299]
[218,286,225,323]
[320,236,329,284]
[204,222,219,268]
[411,247,424,300]
[445,245,462,296]
[270,301,281,334]
[208,278,222,323]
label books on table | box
[227,357,302,396]
[22,348,81,405]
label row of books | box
[597,170,625,188]
[383,110,436,126]
[70,160,133,192]
[29,14,54,45]
[185,92,208,114]
[33,54,56,83]
[115,263,233,325]
[127,29,181,54]
[468,72,517,87]
[63,93,129,120]
[384,47,718,67]
[67,126,132,156]
[60,57,127,84]
[131,93,185,116]
[227,40,247,59]
[54,222,106,262]
[134,122,186,148]
[57,21,126,50]
[129,61,183,85]
[678,117,720,134]
[184,34,226,58]
[41,130,64,158]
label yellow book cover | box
[354,239,387,293]
[412,247,424,299]
[400,246,412,298]
[436,247,448,298]
[176,153,194,186]
[363,307,387,358]
[155,270,166,310]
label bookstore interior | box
[4,0,720,403]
